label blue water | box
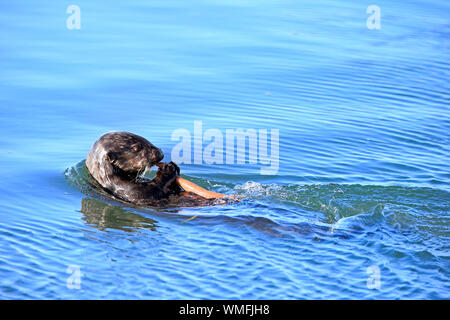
[1,0,449,299]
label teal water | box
[1,0,449,299]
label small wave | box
[233,181,450,235]
[65,161,450,242]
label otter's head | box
[87,132,164,183]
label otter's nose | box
[154,148,164,163]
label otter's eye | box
[131,145,141,153]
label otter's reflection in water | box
[80,198,158,232]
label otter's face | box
[102,132,164,175]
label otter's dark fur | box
[86,132,218,207]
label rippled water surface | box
[1,0,449,299]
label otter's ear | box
[107,151,118,164]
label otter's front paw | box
[158,161,179,177]
[156,161,180,190]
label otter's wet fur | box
[86,132,219,207]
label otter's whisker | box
[142,166,149,178]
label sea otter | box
[86,131,220,207]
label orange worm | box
[176,176,228,199]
